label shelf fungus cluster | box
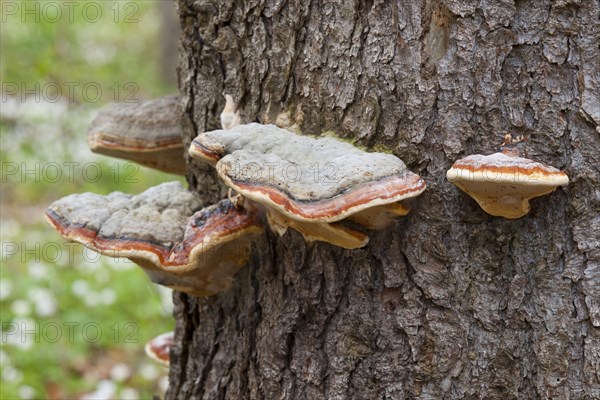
[46,95,266,297]
[47,94,426,300]
[190,122,427,249]
[45,182,263,296]
[447,136,569,219]
[88,95,186,175]
[46,92,572,302]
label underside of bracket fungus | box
[145,331,174,367]
[346,202,411,230]
[190,123,426,248]
[45,182,263,296]
[264,206,369,249]
[447,147,569,219]
[87,95,186,175]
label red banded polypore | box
[45,182,263,296]
[145,331,174,367]
[88,95,186,175]
[447,148,569,219]
[190,123,426,248]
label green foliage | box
[1,0,172,102]
[1,1,180,398]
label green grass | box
[1,1,182,398]
[1,0,173,102]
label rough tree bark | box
[167,0,600,398]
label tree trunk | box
[167,0,600,398]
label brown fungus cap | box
[45,182,263,296]
[446,149,569,219]
[145,331,174,367]
[190,123,426,224]
[88,95,186,175]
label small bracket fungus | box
[446,136,569,219]
[189,123,426,247]
[88,95,186,175]
[145,331,174,367]
[220,94,241,130]
[45,182,263,296]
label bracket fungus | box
[45,182,263,296]
[190,123,426,248]
[145,331,174,367]
[220,94,242,130]
[446,136,569,219]
[88,95,186,175]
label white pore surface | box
[204,123,409,201]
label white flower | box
[71,280,89,297]
[1,218,21,240]
[11,300,31,317]
[0,349,10,366]
[0,279,13,300]
[4,318,36,350]
[139,363,159,381]
[18,385,35,399]
[110,363,131,382]
[120,388,139,400]
[83,292,100,307]
[81,380,116,400]
[2,365,22,382]
[99,288,116,305]
[28,262,49,280]
[28,288,58,317]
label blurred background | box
[1,1,183,398]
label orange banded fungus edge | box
[45,182,263,296]
[145,331,174,367]
[447,149,569,219]
[190,123,426,248]
[88,95,186,175]
[191,123,426,222]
